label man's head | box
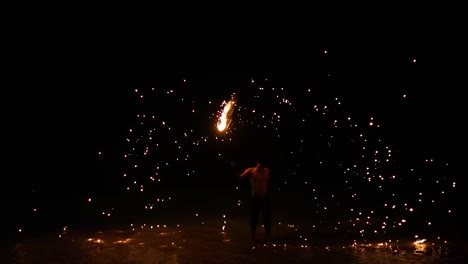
[255,153,266,166]
[255,159,265,169]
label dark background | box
[4,43,466,240]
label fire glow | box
[216,97,236,132]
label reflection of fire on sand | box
[3,217,459,264]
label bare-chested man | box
[240,161,271,240]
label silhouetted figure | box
[240,161,271,241]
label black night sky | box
[4,45,467,259]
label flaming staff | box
[216,96,237,132]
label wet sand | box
[1,216,465,264]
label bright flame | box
[414,239,426,245]
[217,98,236,132]
[87,238,105,244]
[414,239,427,254]
[114,238,133,244]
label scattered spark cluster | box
[13,55,460,248]
[107,72,455,240]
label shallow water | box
[1,217,465,264]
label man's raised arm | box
[240,168,252,178]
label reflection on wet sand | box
[1,218,465,264]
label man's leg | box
[250,197,260,240]
[262,197,271,239]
